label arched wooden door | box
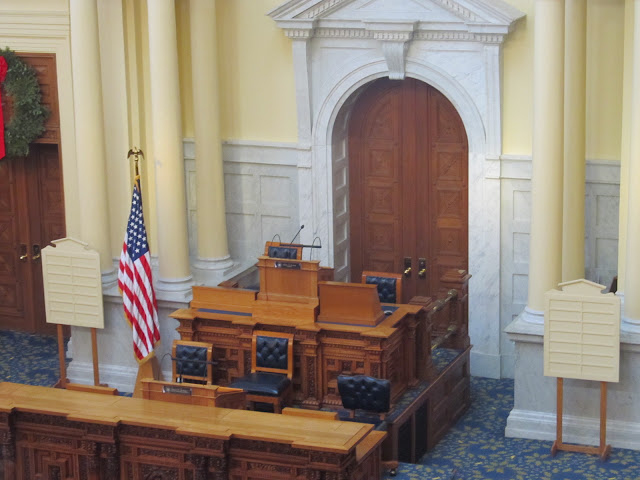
[348,78,468,302]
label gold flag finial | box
[127,147,144,177]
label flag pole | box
[124,147,162,397]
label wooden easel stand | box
[551,377,611,461]
[56,324,67,387]
[56,324,118,395]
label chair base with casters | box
[229,330,294,414]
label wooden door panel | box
[35,145,66,243]
[349,78,467,301]
[20,53,60,144]
[0,158,30,327]
[349,81,404,280]
[429,89,468,296]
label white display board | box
[544,279,620,383]
[41,238,104,328]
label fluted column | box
[190,0,233,273]
[524,0,565,322]
[623,0,640,329]
[562,0,586,282]
[147,0,192,290]
[617,0,634,306]
[69,0,113,278]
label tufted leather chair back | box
[176,344,208,377]
[365,276,398,303]
[172,340,213,384]
[256,335,289,371]
[337,374,391,413]
[251,330,294,379]
[361,270,403,304]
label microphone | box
[290,225,304,244]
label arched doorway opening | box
[347,78,468,301]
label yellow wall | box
[216,0,297,143]
[502,0,534,155]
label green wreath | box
[0,47,49,158]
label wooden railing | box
[410,268,471,352]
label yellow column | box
[525,0,565,322]
[562,0,586,282]
[618,0,634,294]
[69,0,113,275]
[147,0,192,288]
[623,0,640,327]
[190,0,233,271]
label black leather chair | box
[172,340,214,385]
[337,374,398,476]
[229,330,294,413]
[362,271,403,304]
[337,374,391,420]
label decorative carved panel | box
[436,151,464,181]
[366,185,396,215]
[436,190,463,218]
[368,149,395,177]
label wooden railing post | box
[440,269,471,350]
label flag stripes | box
[118,179,160,361]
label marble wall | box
[499,158,620,378]
[184,139,301,266]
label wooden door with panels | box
[0,53,65,334]
[349,78,468,302]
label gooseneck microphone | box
[290,225,304,244]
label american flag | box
[117,178,160,361]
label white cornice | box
[0,10,69,39]
[270,0,523,45]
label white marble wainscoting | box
[66,286,183,393]
[499,158,620,379]
[505,317,640,450]
[499,155,532,379]
[183,139,303,268]
[584,160,620,290]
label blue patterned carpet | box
[0,330,67,386]
[384,376,640,480]
[2,330,639,479]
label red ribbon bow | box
[0,56,8,160]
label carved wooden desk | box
[0,382,384,480]
[172,286,430,409]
